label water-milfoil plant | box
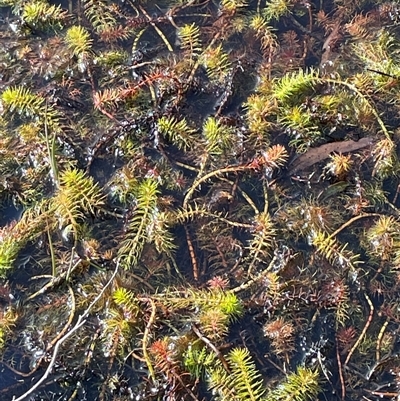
[50,168,105,243]
[0,0,400,400]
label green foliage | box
[250,15,277,53]
[244,93,275,138]
[196,290,243,339]
[18,122,42,143]
[95,50,129,68]
[0,309,17,351]
[51,168,105,241]
[203,290,243,321]
[1,86,45,118]
[107,288,141,352]
[201,45,231,84]
[250,15,270,33]
[203,116,233,156]
[363,181,389,208]
[57,168,105,215]
[83,0,116,34]
[248,212,275,270]
[1,86,60,135]
[272,69,319,107]
[0,0,18,6]
[117,178,160,268]
[281,105,312,131]
[0,207,46,276]
[65,26,93,57]
[0,326,6,351]
[0,236,22,276]
[1,0,399,398]
[263,0,292,21]
[208,347,265,401]
[351,31,400,88]
[227,348,266,401]
[22,0,67,31]
[279,106,322,149]
[157,116,198,150]
[265,367,320,401]
[218,291,243,319]
[102,307,135,356]
[173,203,221,225]
[221,0,248,12]
[178,23,202,57]
[146,210,176,256]
[372,138,399,179]
[113,288,139,316]
[312,231,360,269]
[183,343,216,379]
[365,215,400,261]
[173,202,241,229]
[162,288,243,323]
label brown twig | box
[376,317,390,363]
[185,226,199,281]
[140,297,157,382]
[139,6,173,52]
[335,335,346,401]
[344,293,374,366]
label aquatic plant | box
[1,0,400,400]
[50,168,105,244]
[1,86,46,118]
[265,367,320,401]
[21,0,67,32]
[157,115,198,151]
[208,347,266,401]
[65,25,93,57]
[117,178,161,268]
